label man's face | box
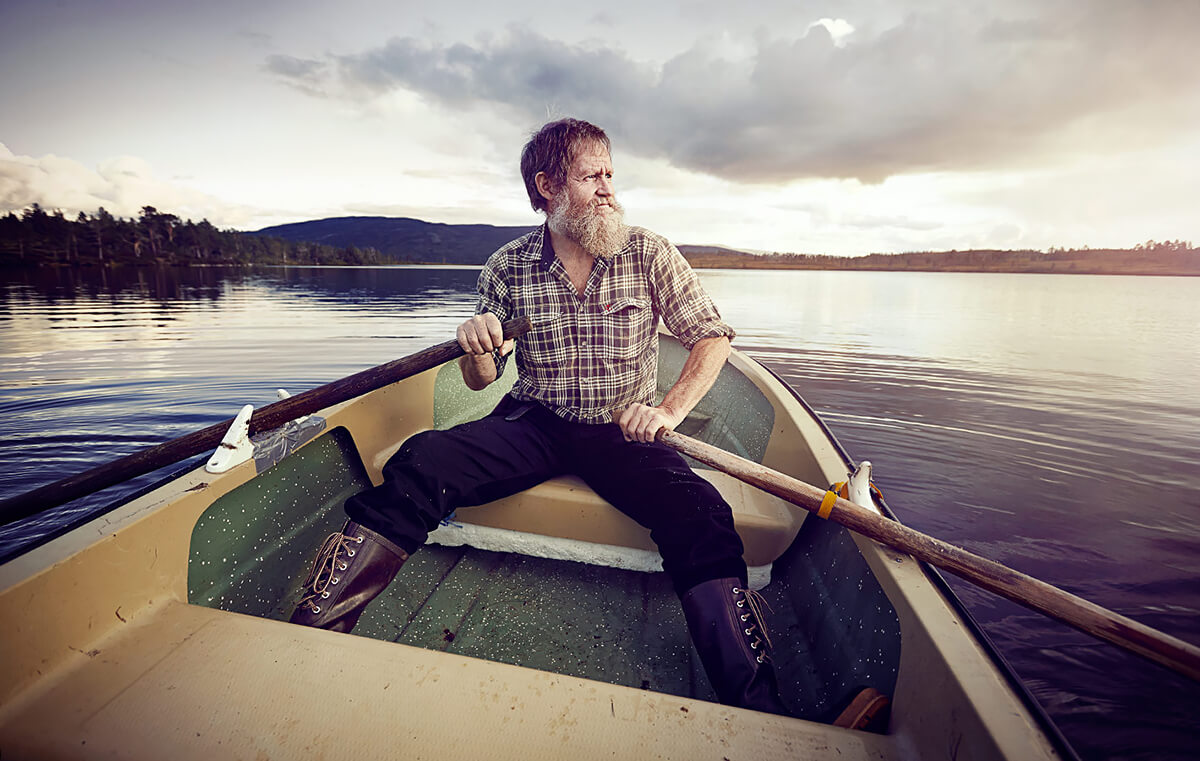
[562,141,616,214]
[547,141,628,258]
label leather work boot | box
[680,577,790,716]
[289,520,409,633]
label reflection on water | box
[1,265,1198,760]
[0,265,483,559]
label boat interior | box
[186,338,900,721]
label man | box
[289,118,787,715]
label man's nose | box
[597,176,614,195]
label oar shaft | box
[658,428,1200,684]
[0,317,532,527]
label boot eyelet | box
[339,563,348,570]
[347,549,356,558]
[757,654,765,663]
[741,613,750,621]
[736,600,744,608]
[312,606,321,614]
[355,535,364,544]
[745,628,753,635]
[331,577,340,585]
[751,641,759,649]
[321,591,330,599]
[731,587,740,594]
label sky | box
[1,0,1198,256]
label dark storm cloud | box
[267,1,1200,183]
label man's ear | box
[534,171,557,203]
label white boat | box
[0,334,1076,760]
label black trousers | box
[346,394,747,596]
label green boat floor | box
[352,546,713,703]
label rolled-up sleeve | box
[649,242,736,349]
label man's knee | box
[383,429,448,474]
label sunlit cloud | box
[807,18,855,47]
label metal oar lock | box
[206,390,315,474]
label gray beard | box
[548,198,630,260]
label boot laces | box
[733,586,774,661]
[296,529,363,613]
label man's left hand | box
[617,403,684,443]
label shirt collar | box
[539,223,556,271]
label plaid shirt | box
[475,225,735,424]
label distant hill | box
[253,216,536,265]
[675,244,757,261]
[254,216,767,265]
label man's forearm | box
[659,336,731,421]
[459,353,498,391]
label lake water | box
[1,265,1198,761]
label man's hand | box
[456,313,514,357]
[617,403,684,443]
[617,336,729,443]
[457,313,514,391]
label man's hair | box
[520,118,611,214]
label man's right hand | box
[456,313,514,391]
[456,313,514,358]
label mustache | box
[585,196,622,214]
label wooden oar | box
[0,316,533,527]
[657,427,1200,684]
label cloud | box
[265,0,1200,184]
[263,54,331,96]
[807,18,855,47]
[0,144,260,226]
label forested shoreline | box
[3,205,1197,276]
[682,242,1200,276]
[0,205,387,267]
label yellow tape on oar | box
[819,481,848,519]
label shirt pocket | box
[521,308,568,370]
[600,297,654,361]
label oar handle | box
[0,316,533,527]
[656,427,1200,684]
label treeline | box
[0,205,389,268]
[6,204,1197,276]
[682,240,1200,276]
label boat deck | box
[0,599,897,760]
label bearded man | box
[289,118,788,715]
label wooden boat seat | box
[368,451,803,567]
